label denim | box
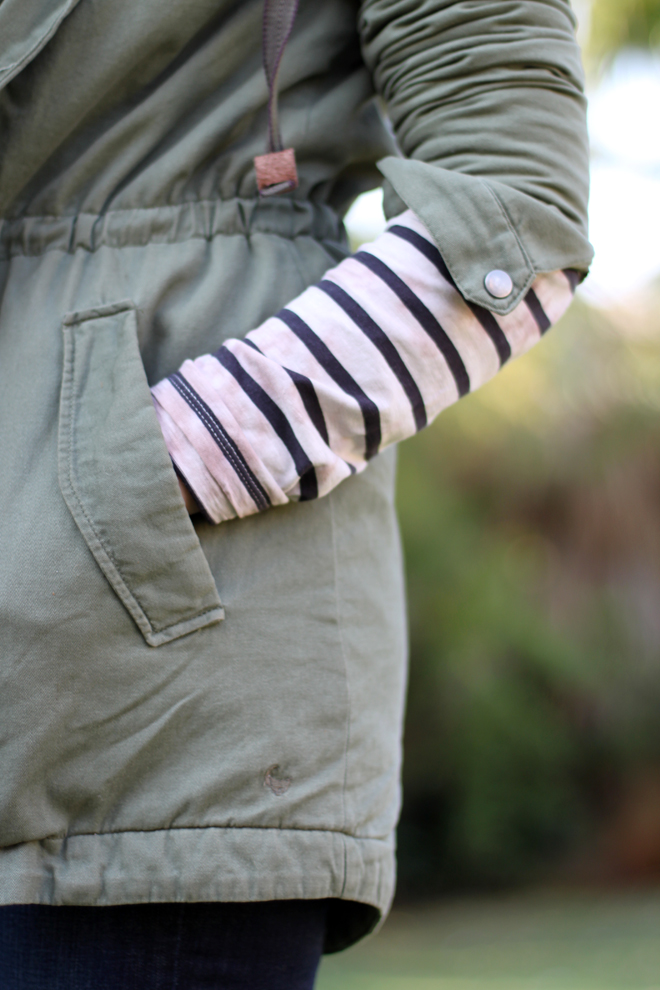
[0,900,327,990]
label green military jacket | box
[0,0,591,951]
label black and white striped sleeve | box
[151,210,578,523]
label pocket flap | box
[58,301,224,647]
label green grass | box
[317,892,660,990]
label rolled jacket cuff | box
[378,157,593,317]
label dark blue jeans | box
[0,900,328,989]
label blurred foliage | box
[589,0,660,59]
[395,295,660,896]
[318,892,660,990]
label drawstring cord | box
[254,0,299,196]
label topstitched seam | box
[62,327,155,635]
[329,493,352,899]
[62,321,218,637]
[31,823,392,844]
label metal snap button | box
[484,270,514,299]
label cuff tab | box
[378,157,593,316]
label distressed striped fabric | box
[151,211,577,523]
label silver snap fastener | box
[484,270,513,299]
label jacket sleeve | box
[151,0,592,523]
[358,0,593,313]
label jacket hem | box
[0,825,395,951]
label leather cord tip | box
[255,149,298,196]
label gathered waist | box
[0,196,347,261]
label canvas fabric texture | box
[0,0,591,952]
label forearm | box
[152,210,576,523]
[155,0,591,523]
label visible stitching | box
[481,181,540,307]
[149,604,224,632]
[62,325,155,637]
[169,373,270,511]
[329,493,352,871]
[61,320,219,638]
[392,174,536,312]
[63,300,134,326]
[170,372,267,508]
[482,180,534,269]
[37,823,391,843]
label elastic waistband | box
[0,197,346,260]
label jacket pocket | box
[58,300,224,647]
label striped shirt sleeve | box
[151,210,578,523]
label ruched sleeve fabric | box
[359,0,593,312]
[151,0,592,523]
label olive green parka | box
[0,0,591,951]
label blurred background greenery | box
[589,0,660,61]
[396,294,660,897]
[318,1,660,986]
[392,0,660,900]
